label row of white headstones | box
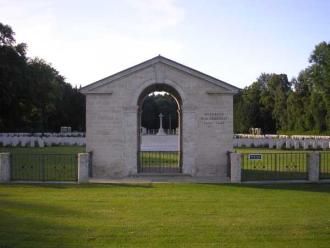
[0,134,85,147]
[234,138,330,149]
[1,132,330,149]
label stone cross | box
[159,113,164,129]
[156,113,166,135]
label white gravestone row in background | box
[0,132,84,137]
[0,133,85,147]
[1,132,330,149]
[234,137,330,150]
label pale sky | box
[1,0,329,88]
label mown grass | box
[241,152,308,181]
[0,183,329,248]
[10,153,78,181]
[320,153,330,179]
[140,151,179,167]
[0,147,84,181]
[235,148,330,181]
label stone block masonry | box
[80,56,239,178]
[308,152,320,182]
[78,153,90,183]
[230,153,241,183]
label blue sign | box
[248,154,262,160]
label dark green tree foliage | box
[0,23,85,132]
[259,73,291,131]
[0,23,29,131]
[0,23,16,46]
[308,42,330,130]
[234,41,330,134]
[234,74,290,133]
[234,81,264,133]
[283,43,330,134]
[141,93,178,130]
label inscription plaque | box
[200,112,228,128]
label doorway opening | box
[137,84,182,173]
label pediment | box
[80,56,240,94]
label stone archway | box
[136,83,183,173]
[80,55,239,179]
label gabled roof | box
[80,55,240,94]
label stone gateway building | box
[80,56,239,179]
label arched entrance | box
[137,83,182,173]
[81,55,239,178]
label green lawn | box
[0,183,330,247]
[139,151,181,173]
[240,152,308,181]
[0,147,85,181]
[235,148,330,181]
[140,151,179,165]
[10,153,78,181]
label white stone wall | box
[85,62,235,178]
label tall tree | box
[0,23,29,131]
[308,41,330,130]
[0,22,85,132]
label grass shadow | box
[2,183,75,189]
[4,182,153,189]
[225,182,330,194]
[85,182,154,188]
[242,169,308,181]
[0,198,86,248]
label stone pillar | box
[308,152,319,182]
[181,109,196,175]
[0,153,10,183]
[124,106,138,176]
[78,153,89,183]
[230,153,241,183]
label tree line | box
[0,23,85,132]
[234,41,330,134]
[1,22,329,134]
